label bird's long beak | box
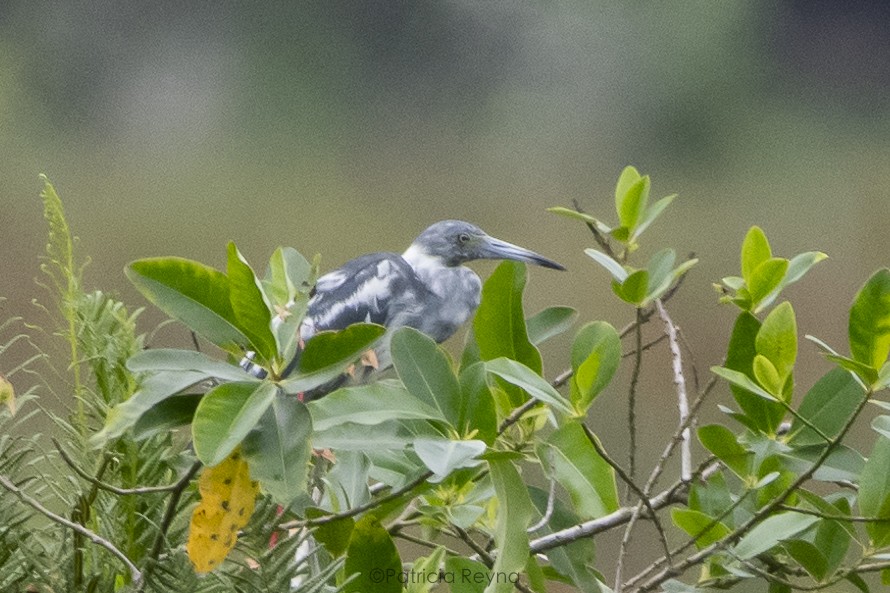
[480,236,566,271]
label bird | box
[242,220,565,389]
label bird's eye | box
[458,233,471,244]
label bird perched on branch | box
[242,220,564,386]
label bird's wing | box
[302,252,425,337]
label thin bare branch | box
[0,473,143,586]
[655,300,691,481]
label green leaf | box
[391,327,463,428]
[484,358,573,414]
[724,312,785,434]
[307,380,446,431]
[406,547,447,593]
[616,174,650,232]
[749,258,789,309]
[613,269,649,305]
[459,362,498,444]
[756,301,797,384]
[614,166,641,208]
[94,370,209,443]
[671,508,731,548]
[825,354,879,386]
[540,422,619,519]
[192,382,278,466]
[227,242,277,361]
[344,515,401,593]
[126,257,248,351]
[262,246,313,307]
[126,348,255,382]
[486,459,533,593]
[741,226,772,285]
[584,249,628,282]
[759,251,828,311]
[242,394,312,505]
[753,355,782,396]
[325,451,371,510]
[445,557,490,593]
[733,512,819,559]
[849,268,890,370]
[527,306,578,346]
[633,194,675,240]
[711,366,778,402]
[310,512,354,558]
[789,368,866,447]
[697,424,750,479]
[413,438,486,477]
[299,323,385,373]
[546,207,612,233]
[783,540,828,581]
[873,416,890,440]
[570,321,621,415]
[131,393,201,440]
[859,435,890,547]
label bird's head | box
[410,220,566,270]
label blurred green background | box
[2,0,889,579]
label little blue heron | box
[242,220,565,383]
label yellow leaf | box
[0,375,15,415]
[186,448,259,573]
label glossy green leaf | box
[759,251,828,311]
[584,249,628,282]
[570,321,621,415]
[126,348,255,382]
[391,327,462,428]
[445,557,490,593]
[413,438,485,477]
[825,354,879,386]
[749,257,789,308]
[131,393,201,440]
[724,312,785,434]
[325,451,371,510]
[633,194,676,240]
[741,226,772,284]
[783,540,828,581]
[459,362,497,444]
[733,512,818,559]
[753,355,782,396]
[344,515,401,593]
[616,174,650,232]
[299,323,385,373]
[227,242,277,361]
[613,269,649,305]
[310,512,354,558]
[405,547,447,593]
[484,357,573,414]
[242,394,312,505]
[697,424,750,478]
[671,508,731,548]
[756,301,797,384]
[546,207,612,233]
[262,246,313,307]
[614,166,641,207]
[126,257,248,350]
[527,306,578,346]
[94,370,209,444]
[859,435,890,547]
[789,368,865,447]
[307,380,445,431]
[192,382,278,466]
[486,458,533,593]
[849,268,890,370]
[540,422,619,519]
[711,366,778,402]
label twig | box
[498,369,575,434]
[393,531,462,557]
[53,438,189,495]
[633,384,873,593]
[655,300,691,481]
[582,424,672,592]
[527,468,557,534]
[572,198,618,260]
[0,473,143,586]
[279,470,433,530]
[622,334,668,358]
[452,525,495,566]
[626,308,644,492]
[777,505,890,523]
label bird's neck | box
[402,244,479,300]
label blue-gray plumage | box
[242,220,564,382]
